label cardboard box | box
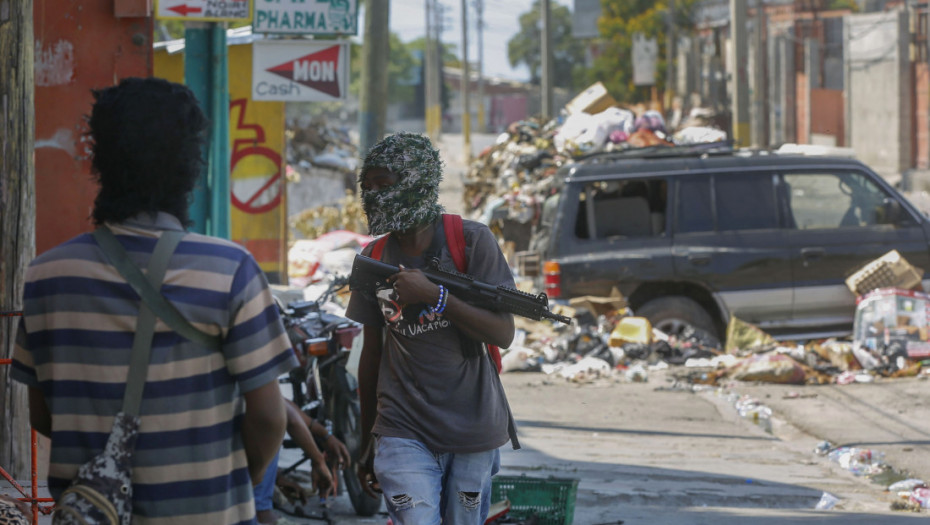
[846,250,924,297]
[568,287,628,317]
[564,82,618,115]
[853,288,930,359]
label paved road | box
[262,369,929,524]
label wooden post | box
[0,0,37,480]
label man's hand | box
[388,266,440,306]
[356,459,381,498]
[324,435,352,468]
[310,459,335,498]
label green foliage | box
[347,33,417,105]
[827,0,858,12]
[591,0,699,103]
[507,0,586,90]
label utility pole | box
[436,2,448,137]
[540,0,553,119]
[0,0,35,480]
[474,0,485,133]
[359,0,390,155]
[461,0,471,162]
[666,0,676,111]
[751,3,767,147]
[730,0,750,146]
[425,0,434,138]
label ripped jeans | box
[373,436,500,525]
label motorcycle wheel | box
[333,377,383,517]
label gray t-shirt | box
[346,219,517,453]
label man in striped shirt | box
[11,77,297,523]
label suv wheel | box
[636,296,720,346]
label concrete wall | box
[845,10,911,179]
[34,1,152,254]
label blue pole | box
[183,23,230,238]
[209,23,231,240]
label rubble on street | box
[460,82,729,253]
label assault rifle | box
[349,254,572,325]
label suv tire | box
[637,296,720,346]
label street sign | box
[155,0,252,22]
[254,0,359,36]
[252,40,349,102]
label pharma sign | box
[155,0,251,21]
[254,0,359,35]
[252,40,349,102]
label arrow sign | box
[265,45,341,98]
[167,4,202,16]
[155,0,251,22]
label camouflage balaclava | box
[359,132,445,236]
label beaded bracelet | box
[432,285,447,315]
[434,285,448,315]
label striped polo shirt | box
[11,212,297,524]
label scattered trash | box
[815,491,841,510]
[910,487,930,509]
[826,446,886,477]
[733,395,773,433]
[888,479,927,493]
[853,287,930,369]
[624,364,648,383]
[727,353,807,385]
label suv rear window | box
[574,179,667,239]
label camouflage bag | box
[52,227,218,524]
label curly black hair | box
[88,77,209,227]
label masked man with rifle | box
[345,133,520,524]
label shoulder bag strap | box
[93,226,222,353]
[117,229,182,416]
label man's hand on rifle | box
[388,265,440,306]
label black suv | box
[526,145,930,343]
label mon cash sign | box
[252,40,349,102]
[156,0,251,21]
[254,0,359,35]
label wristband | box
[431,285,446,315]
[435,285,448,314]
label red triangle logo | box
[266,45,341,98]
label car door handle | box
[688,254,712,266]
[800,247,825,260]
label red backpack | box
[369,214,504,373]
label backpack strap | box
[442,214,467,273]
[441,214,503,374]
[371,235,390,261]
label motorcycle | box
[274,276,382,517]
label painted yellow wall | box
[154,44,287,281]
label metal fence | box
[1,310,54,522]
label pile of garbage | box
[286,117,363,240]
[497,250,930,387]
[462,82,728,250]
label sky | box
[381,0,571,82]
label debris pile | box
[286,118,364,241]
[462,82,728,251]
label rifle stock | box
[349,254,572,325]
